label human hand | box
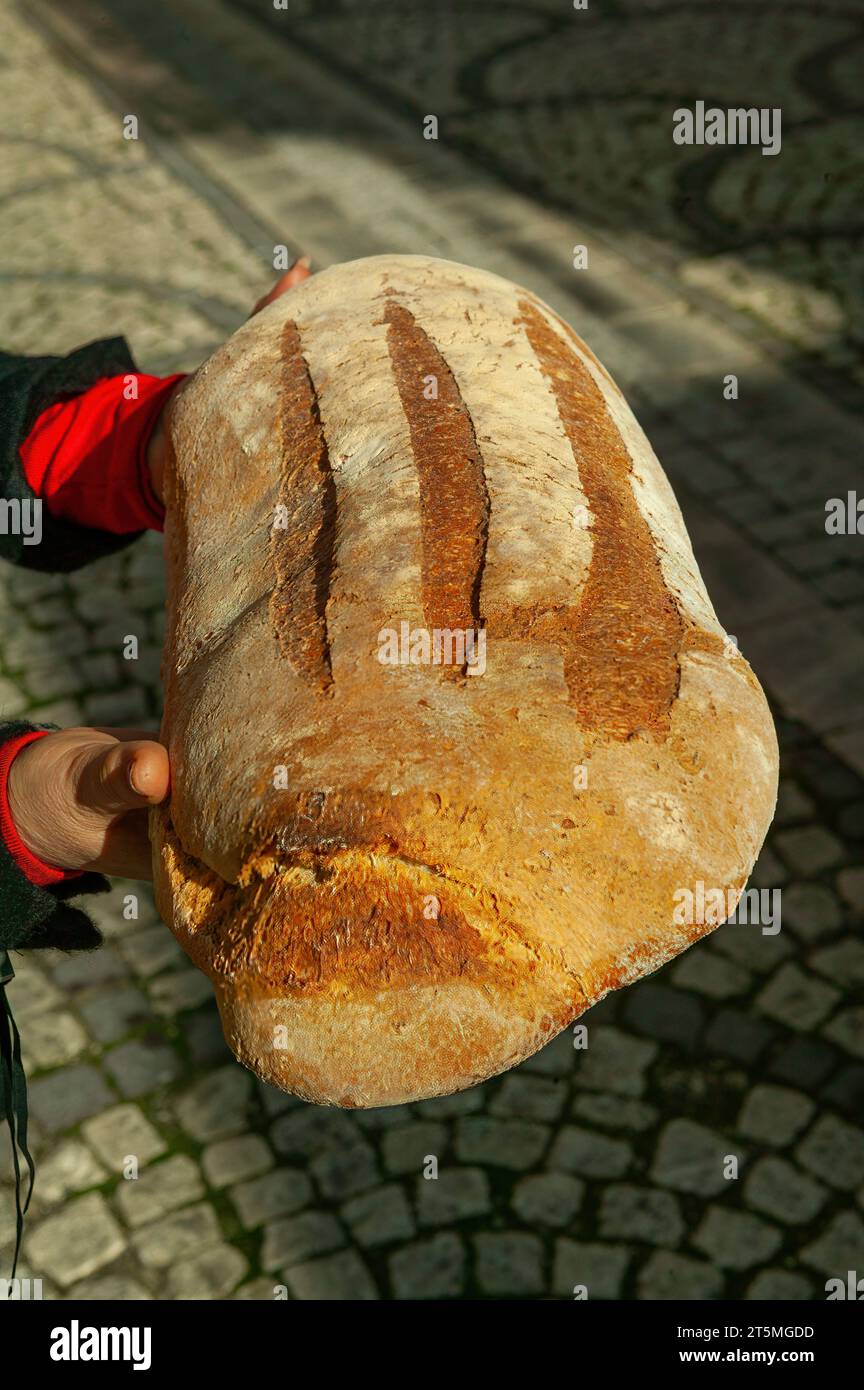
[247,257,312,317]
[8,728,170,881]
[146,258,313,503]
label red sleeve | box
[0,732,83,886]
[18,372,185,535]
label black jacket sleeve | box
[0,338,145,572]
[0,343,151,1263]
[0,724,107,1269]
[0,340,146,950]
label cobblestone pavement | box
[0,0,862,1299]
[233,0,864,408]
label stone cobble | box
[0,0,861,1301]
[242,2,864,399]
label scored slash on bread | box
[151,254,778,1108]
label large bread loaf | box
[151,254,778,1107]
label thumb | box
[74,739,169,820]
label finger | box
[127,742,171,801]
[74,739,170,820]
[249,257,312,317]
[80,808,155,881]
[91,726,163,742]
[279,256,312,289]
